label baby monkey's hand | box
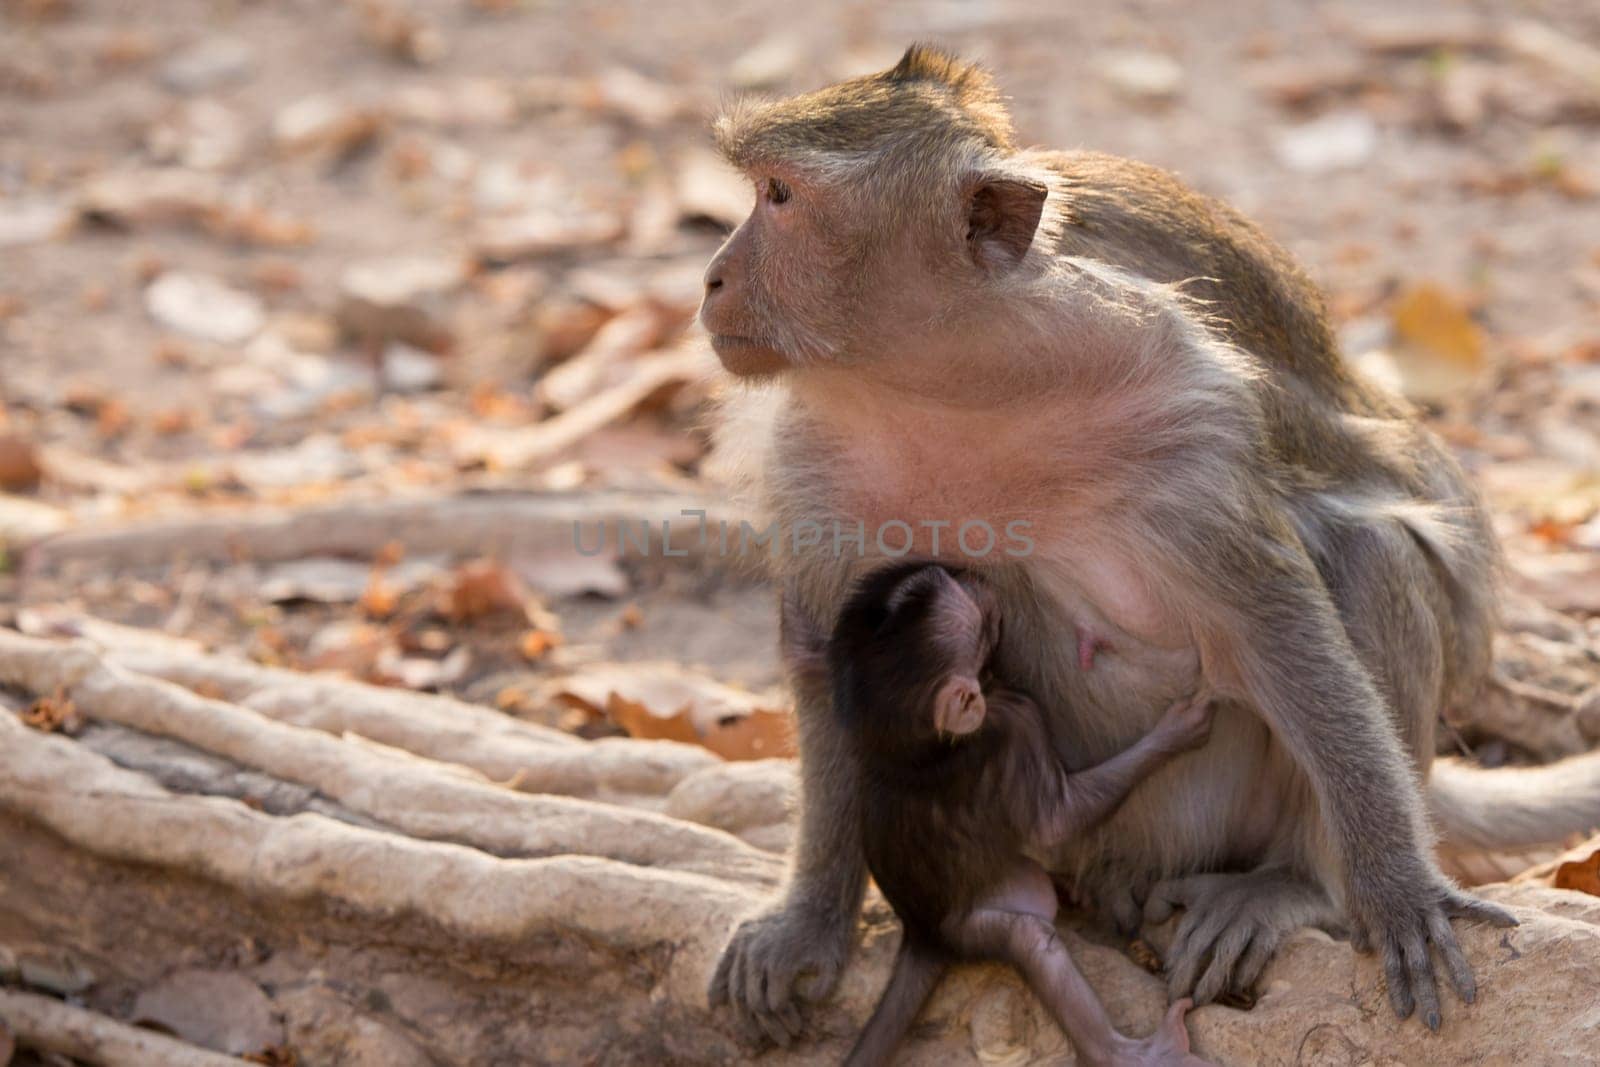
[1155,694,1214,753]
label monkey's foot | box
[708,902,853,1047]
[1142,868,1343,1006]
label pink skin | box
[1078,628,1114,671]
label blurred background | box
[1,0,1598,762]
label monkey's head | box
[830,562,1004,761]
[700,44,1052,378]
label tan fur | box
[704,45,1587,1044]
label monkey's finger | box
[708,939,737,1007]
[804,953,844,1001]
[1401,933,1441,1031]
[1350,919,1373,955]
[1428,910,1476,1004]
[1193,920,1255,1006]
[1446,893,1518,929]
[1231,932,1273,996]
[1167,907,1232,1000]
[1381,935,1414,1021]
[751,971,795,1048]
[1143,876,1203,924]
[727,943,754,1028]
[765,962,804,1038]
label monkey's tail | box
[1428,752,1600,851]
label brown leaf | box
[359,571,400,619]
[1381,282,1490,401]
[606,691,699,745]
[0,432,43,491]
[701,708,796,760]
[557,662,789,760]
[518,629,562,661]
[446,559,529,622]
[1554,849,1600,897]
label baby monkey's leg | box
[842,938,945,1067]
[950,863,1210,1067]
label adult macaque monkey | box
[702,45,1600,1045]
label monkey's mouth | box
[708,334,791,377]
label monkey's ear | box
[933,674,987,736]
[965,176,1048,271]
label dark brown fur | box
[792,563,1210,1067]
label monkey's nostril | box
[705,275,724,293]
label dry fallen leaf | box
[22,688,83,734]
[1381,282,1491,401]
[1554,848,1600,897]
[359,570,399,619]
[700,707,795,760]
[0,432,43,491]
[446,559,529,623]
[518,629,562,660]
[555,662,793,760]
[606,690,700,745]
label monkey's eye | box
[764,177,791,205]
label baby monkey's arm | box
[1033,694,1214,849]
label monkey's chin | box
[710,335,791,378]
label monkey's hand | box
[1348,868,1518,1030]
[708,901,852,1046]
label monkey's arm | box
[1031,694,1212,848]
[709,588,867,1044]
[1172,506,1515,1028]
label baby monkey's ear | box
[933,674,987,736]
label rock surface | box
[2,628,1599,1065]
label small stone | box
[728,34,804,89]
[230,434,360,489]
[145,271,264,344]
[78,168,223,227]
[133,969,281,1055]
[382,343,443,393]
[146,99,246,171]
[337,255,464,351]
[474,208,624,262]
[1275,111,1378,173]
[0,199,70,247]
[160,36,255,94]
[1098,49,1184,102]
[274,94,385,157]
[261,558,376,604]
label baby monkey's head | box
[830,563,1004,757]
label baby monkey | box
[784,563,1214,1067]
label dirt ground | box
[0,0,1597,748]
[2,1,1600,1063]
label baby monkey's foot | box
[1106,999,1213,1067]
[1153,694,1215,753]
